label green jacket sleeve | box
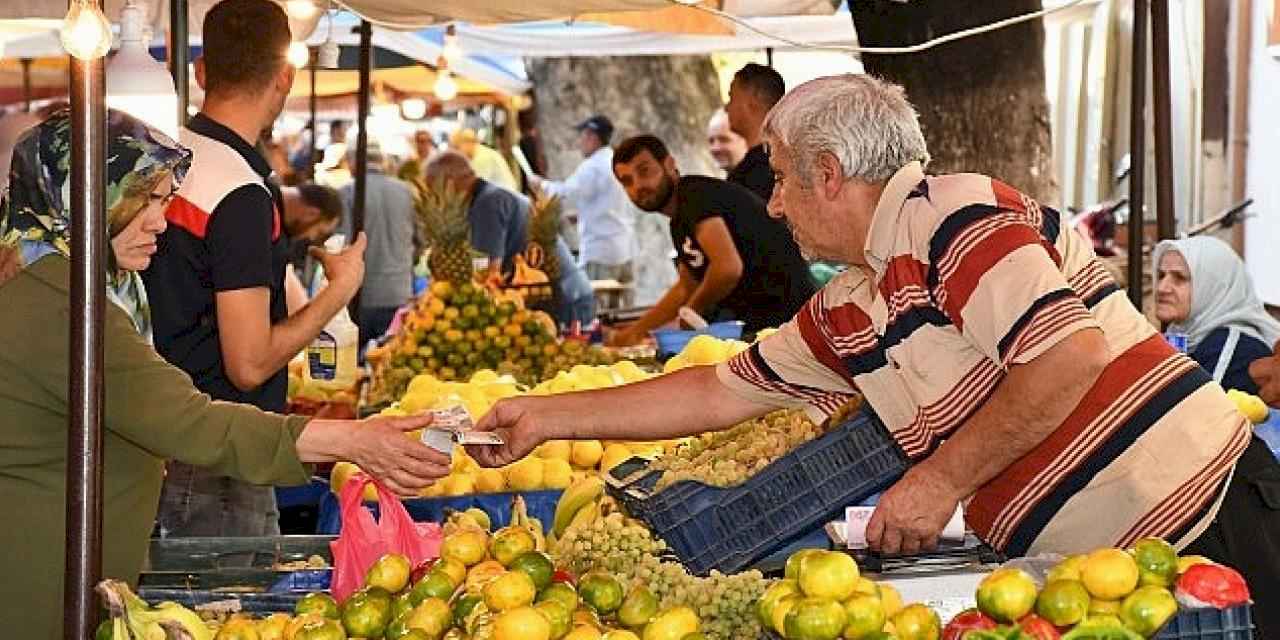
[101,303,312,486]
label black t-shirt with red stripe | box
[142,113,290,412]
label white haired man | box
[461,75,1276,632]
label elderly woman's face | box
[111,177,174,272]
[1155,250,1192,324]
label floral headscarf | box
[0,109,191,340]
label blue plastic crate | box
[138,588,307,614]
[316,489,563,535]
[651,321,744,357]
[1155,604,1253,639]
[622,410,909,575]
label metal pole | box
[21,58,33,112]
[765,47,774,68]
[1150,0,1176,240]
[1127,0,1149,306]
[309,50,318,181]
[351,20,372,317]
[168,0,189,127]
[63,3,108,637]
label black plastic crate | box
[618,410,909,575]
[1155,604,1253,639]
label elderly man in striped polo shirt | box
[467,74,1279,633]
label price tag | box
[844,505,966,549]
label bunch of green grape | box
[652,409,829,490]
[553,513,770,640]
[551,511,667,578]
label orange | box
[975,568,1038,623]
[1035,579,1090,627]
[784,597,847,640]
[1119,585,1177,636]
[493,606,552,640]
[889,603,940,640]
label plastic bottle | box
[304,235,359,389]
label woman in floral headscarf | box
[0,110,449,637]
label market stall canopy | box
[420,6,854,57]
[311,13,528,94]
[333,0,837,34]
[1,0,837,35]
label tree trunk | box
[850,0,1057,202]
[526,55,724,306]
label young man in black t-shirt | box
[144,0,366,537]
[608,134,816,346]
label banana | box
[561,498,600,538]
[552,475,605,537]
[96,580,212,640]
[510,495,547,552]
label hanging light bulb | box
[433,71,458,102]
[316,5,340,69]
[401,97,428,120]
[60,0,113,60]
[441,24,462,67]
[107,1,180,139]
[287,41,310,68]
[284,0,319,20]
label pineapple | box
[415,177,475,285]
[528,190,563,282]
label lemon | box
[1132,537,1179,587]
[493,606,551,640]
[571,441,605,468]
[466,560,508,594]
[476,468,508,493]
[642,606,700,640]
[975,568,1038,623]
[878,583,904,617]
[1035,580,1090,627]
[1046,554,1087,583]
[600,444,633,472]
[506,457,546,491]
[543,459,574,489]
[662,354,690,373]
[771,595,801,635]
[1080,548,1140,600]
[758,579,801,627]
[1119,585,1178,637]
[888,603,940,640]
[682,335,729,365]
[442,474,476,497]
[1177,555,1215,574]
[538,441,573,461]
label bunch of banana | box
[550,475,605,538]
[96,579,212,640]
[510,495,546,551]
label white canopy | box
[0,0,836,31]
[433,12,854,58]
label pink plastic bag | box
[329,473,442,602]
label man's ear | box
[663,154,677,175]
[193,57,207,90]
[818,152,843,201]
[279,63,297,94]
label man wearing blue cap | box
[529,115,635,306]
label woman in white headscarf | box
[1153,235,1280,393]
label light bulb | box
[61,1,113,60]
[401,98,428,120]
[285,0,319,20]
[317,37,340,69]
[433,71,458,101]
[287,41,310,68]
[107,1,179,139]
[441,25,462,67]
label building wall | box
[1244,0,1280,303]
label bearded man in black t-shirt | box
[607,134,816,346]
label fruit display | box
[939,540,1251,640]
[549,483,771,640]
[365,279,614,403]
[755,547,912,640]
[649,409,830,490]
[286,357,358,418]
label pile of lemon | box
[758,549,916,640]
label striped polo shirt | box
[716,161,1250,556]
